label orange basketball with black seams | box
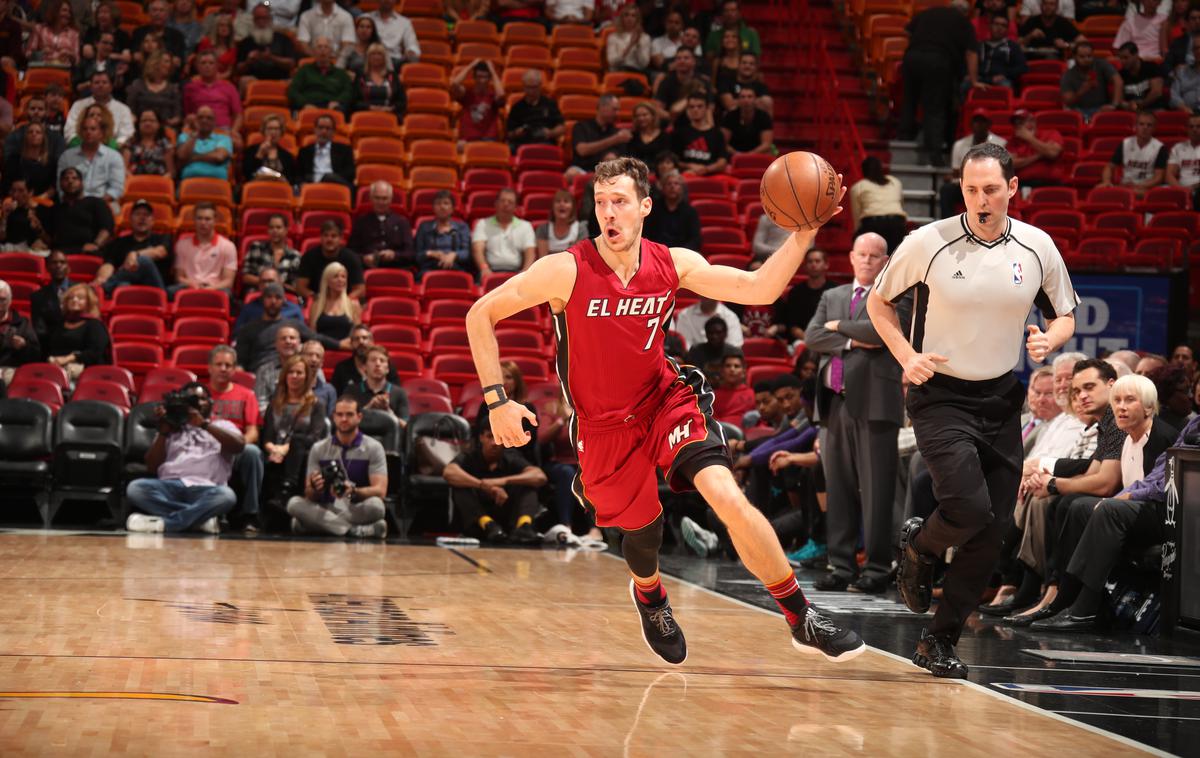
[758,151,842,232]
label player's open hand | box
[1026,324,1051,364]
[489,400,538,448]
[825,174,848,222]
[903,352,949,385]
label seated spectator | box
[369,0,420,65]
[287,395,389,538]
[244,217,301,295]
[973,0,1019,41]
[0,180,49,251]
[472,188,536,277]
[42,86,67,141]
[123,109,176,178]
[685,318,742,381]
[195,13,236,80]
[536,189,587,257]
[43,168,114,255]
[714,352,755,424]
[1017,0,1074,21]
[673,94,731,180]
[1018,0,1079,60]
[1166,114,1200,203]
[650,9,686,71]
[473,359,538,464]
[176,106,232,180]
[242,114,298,184]
[1135,352,1166,375]
[1099,110,1168,196]
[45,283,111,378]
[125,381,244,534]
[171,0,204,56]
[347,344,409,425]
[978,14,1027,89]
[331,324,397,393]
[443,409,547,543]
[30,251,73,347]
[349,181,414,270]
[288,37,354,112]
[73,29,131,100]
[352,43,408,118]
[505,70,566,149]
[336,16,375,75]
[939,110,1007,217]
[415,190,472,276]
[626,102,671,167]
[0,279,41,382]
[205,343,265,531]
[0,0,22,70]
[1116,44,1166,111]
[706,1,762,57]
[4,95,66,165]
[297,0,354,55]
[770,248,834,344]
[675,296,744,349]
[751,213,790,262]
[644,171,702,250]
[539,390,599,537]
[259,0,302,30]
[297,220,366,300]
[254,324,301,409]
[236,3,297,90]
[298,114,355,186]
[1061,41,1122,120]
[546,0,593,25]
[300,339,338,415]
[94,199,170,295]
[65,72,134,147]
[235,283,340,371]
[711,28,743,91]
[849,157,907,253]
[308,262,362,343]
[1148,363,1193,431]
[1172,342,1197,379]
[721,86,774,155]
[1008,109,1065,187]
[81,2,133,69]
[567,94,631,180]
[4,124,56,199]
[1164,4,1200,72]
[452,59,503,149]
[233,268,303,333]
[64,104,120,151]
[58,117,126,213]
[182,51,241,140]
[654,48,712,121]
[26,0,81,69]
[172,202,236,295]
[125,52,182,132]
[607,4,652,73]
[1170,40,1200,112]
[1114,0,1166,61]
[261,354,328,519]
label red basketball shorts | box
[569,366,732,531]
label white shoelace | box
[647,607,677,636]
[803,610,838,640]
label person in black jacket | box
[0,280,42,384]
[44,283,111,379]
[644,171,701,250]
[347,181,414,270]
[347,345,409,426]
[29,250,76,348]
[242,114,299,185]
[297,114,355,187]
[40,167,114,255]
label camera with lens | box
[161,389,201,431]
[320,459,351,499]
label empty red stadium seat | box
[72,380,132,411]
[364,297,421,327]
[402,376,451,398]
[8,378,64,411]
[13,362,69,390]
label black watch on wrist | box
[1046,477,1059,496]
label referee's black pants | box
[906,373,1025,642]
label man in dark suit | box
[804,233,909,593]
[30,249,75,348]
[347,181,415,271]
[297,114,355,187]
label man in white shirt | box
[1100,110,1167,196]
[471,188,536,276]
[672,297,744,349]
[247,0,301,28]
[939,109,1007,217]
[64,70,135,145]
[57,117,125,214]
[297,0,354,53]
[368,0,420,64]
[650,8,685,70]
[1167,113,1200,209]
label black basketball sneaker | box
[790,605,867,662]
[629,580,687,665]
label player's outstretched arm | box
[466,254,575,447]
[672,228,819,306]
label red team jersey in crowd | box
[553,237,730,530]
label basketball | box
[758,151,842,232]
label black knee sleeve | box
[621,515,664,578]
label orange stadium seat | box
[406,138,459,170]
[558,94,599,121]
[500,21,547,50]
[402,113,454,143]
[555,46,602,74]
[406,87,457,118]
[459,142,511,171]
[550,24,599,53]
[242,106,292,134]
[117,201,174,233]
[419,39,454,68]
[299,183,352,213]
[296,108,347,138]
[355,164,406,189]
[357,136,406,166]
[350,111,402,141]
[552,70,600,96]
[402,62,450,88]
[408,166,459,191]
[454,20,500,45]
[455,42,503,66]
[241,180,294,210]
[245,80,289,107]
[411,16,449,41]
[179,177,234,208]
[125,175,176,206]
[19,67,72,94]
[400,0,443,17]
[514,144,564,172]
[505,44,552,69]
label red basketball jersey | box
[553,238,679,425]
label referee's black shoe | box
[912,630,968,679]
[896,517,936,614]
[629,580,687,665]
[790,606,866,662]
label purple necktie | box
[828,287,865,394]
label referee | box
[866,142,1079,678]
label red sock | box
[766,574,809,626]
[633,575,666,605]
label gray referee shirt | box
[874,215,1079,381]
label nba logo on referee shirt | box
[668,421,693,448]
[1012,262,1024,285]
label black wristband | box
[483,383,508,409]
[1046,477,1059,496]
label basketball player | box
[866,142,1079,678]
[466,157,865,665]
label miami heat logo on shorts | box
[1011,262,1024,285]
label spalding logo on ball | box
[759,151,842,232]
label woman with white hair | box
[1108,374,1176,491]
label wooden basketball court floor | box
[0,532,1163,756]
